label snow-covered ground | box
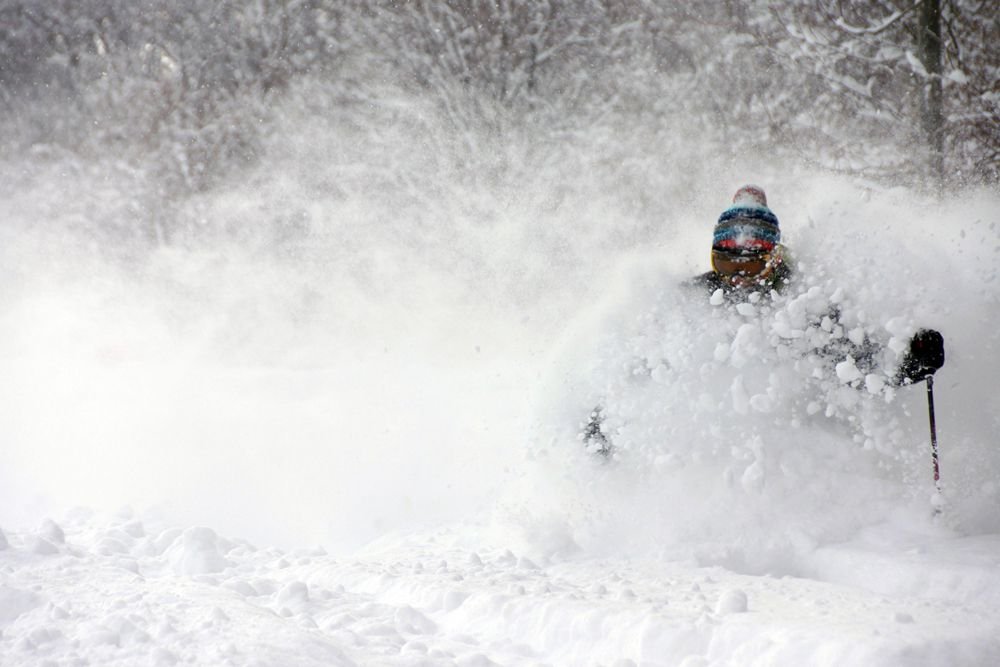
[2,173,999,665]
[2,510,999,666]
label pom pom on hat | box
[713,185,780,255]
[733,184,767,207]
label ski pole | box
[926,374,942,500]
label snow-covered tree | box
[763,0,998,187]
[1,0,996,249]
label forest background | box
[1,0,995,254]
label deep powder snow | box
[1,173,998,665]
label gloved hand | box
[896,329,945,385]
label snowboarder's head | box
[711,185,783,288]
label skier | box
[583,185,945,455]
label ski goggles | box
[711,249,771,278]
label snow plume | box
[507,182,1000,572]
[1,82,998,562]
[0,84,647,551]
[0,234,534,551]
[0,77,696,552]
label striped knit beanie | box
[713,185,780,255]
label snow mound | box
[163,527,236,576]
[715,588,749,615]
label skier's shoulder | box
[685,271,725,293]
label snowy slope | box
[2,510,999,667]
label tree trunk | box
[918,0,944,190]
